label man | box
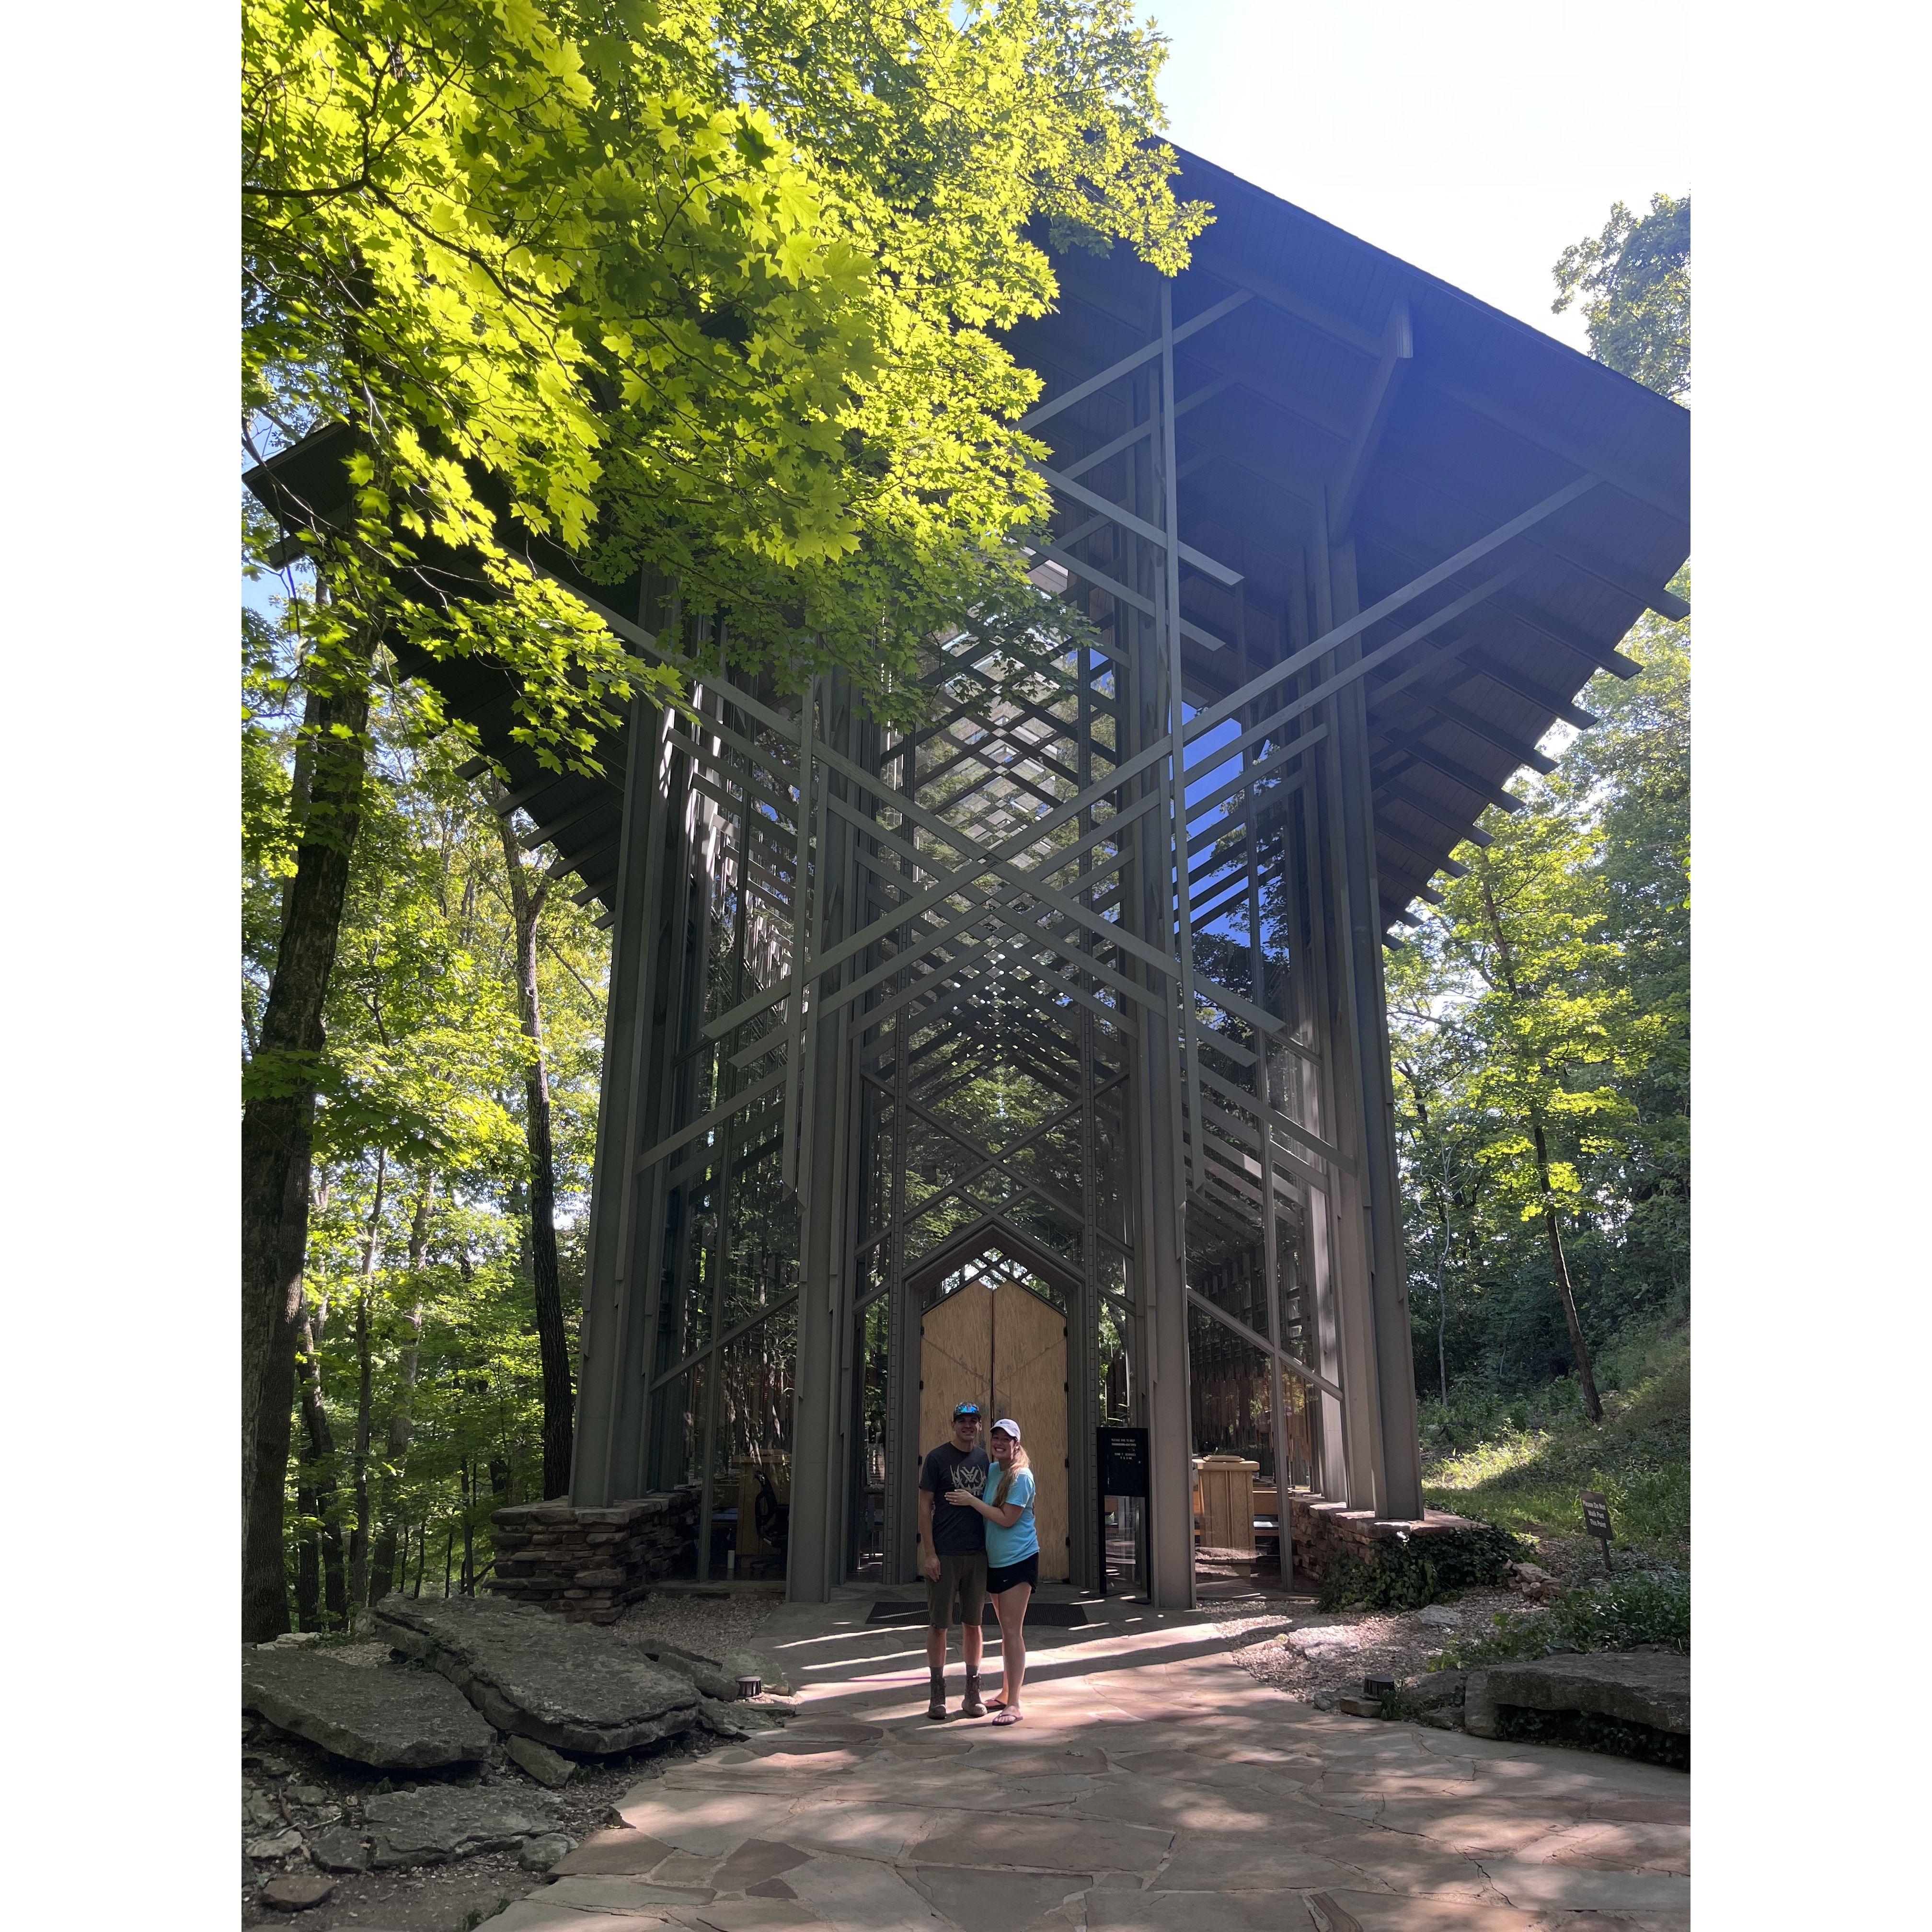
[917,1401,990,1720]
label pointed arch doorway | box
[911,1238,1072,1584]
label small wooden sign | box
[1579,1490,1614,1571]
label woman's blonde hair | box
[991,1437,1031,1506]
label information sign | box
[1097,1426,1149,1498]
[1579,1490,1614,1572]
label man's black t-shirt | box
[919,1440,991,1555]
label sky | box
[1139,1,1692,353]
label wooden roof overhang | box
[244,147,1688,935]
[1005,148,1690,935]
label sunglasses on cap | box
[952,1403,982,1419]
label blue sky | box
[1141,1,1692,351]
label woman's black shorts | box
[986,1552,1039,1595]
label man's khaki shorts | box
[926,1550,988,1630]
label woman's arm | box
[945,1489,1025,1528]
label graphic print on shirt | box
[947,1459,988,1498]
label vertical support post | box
[1159,281,1204,1204]
[571,693,664,1506]
[782,681,816,1191]
[1128,352,1195,1611]
[789,675,861,1600]
[884,726,914,1584]
[1277,553,1349,1505]
[1309,506,1389,1512]
[1239,585,1293,1578]
[1323,527,1424,1520]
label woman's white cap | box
[992,1418,1022,1441]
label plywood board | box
[918,1285,992,1484]
[991,1283,1070,1583]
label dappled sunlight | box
[571,1587,1687,1929]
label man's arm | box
[916,1483,940,1580]
[950,1492,1024,1528]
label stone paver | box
[504,1585,1690,1931]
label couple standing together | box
[917,1403,1036,1725]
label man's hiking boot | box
[960,1673,987,1719]
[926,1682,948,1721]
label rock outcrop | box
[363,1784,565,1869]
[374,1592,702,1755]
[242,1647,499,1769]
[1464,1650,1689,1739]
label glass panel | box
[1187,1301,1276,1481]
[654,1173,715,1377]
[650,1360,708,1494]
[1185,1197,1269,1336]
[721,1139,799,1334]
[1188,1303,1283,1598]
[1098,1293,1132,1423]
[863,1101,895,1239]
[1275,1202,1310,1358]
[1279,1365,1321,1496]
[714,1307,797,1582]
[851,1298,890,1581]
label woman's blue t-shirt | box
[985,1465,1038,1566]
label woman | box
[948,1417,1035,1726]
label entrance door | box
[919,1276,1069,1582]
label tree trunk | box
[241,630,376,1639]
[297,1296,350,1627]
[349,1149,386,1612]
[371,1173,434,1600]
[1435,1150,1452,1409]
[294,1475,322,1632]
[460,1455,476,1595]
[491,795,574,1496]
[1534,1123,1604,1422]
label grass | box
[1418,1308,1690,1566]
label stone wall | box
[1286,1494,1481,1581]
[486,1485,700,1624]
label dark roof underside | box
[1007,148,1689,932]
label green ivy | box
[1494,1703,1688,1771]
[1315,1521,1527,1612]
[1436,1565,1689,1670]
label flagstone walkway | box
[487,1587,1689,1932]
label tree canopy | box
[1552,191,1690,401]
[243,0,1209,736]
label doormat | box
[867,1600,1088,1628]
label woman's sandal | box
[991,1706,1024,1725]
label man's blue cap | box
[953,1402,982,1417]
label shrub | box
[1434,1564,1689,1669]
[1316,1521,1527,1612]
[1553,1566,1689,1653]
[1436,1610,1559,1671]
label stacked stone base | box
[1286,1495,1480,1581]
[487,1487,699,1624]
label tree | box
[490,785,574,1497]
[1552,192,1690,400]
[241,0,1206,1633]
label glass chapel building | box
[251,150,1690,1610]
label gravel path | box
[1215,1587,1531,1706]
[609,1588,784,1673]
